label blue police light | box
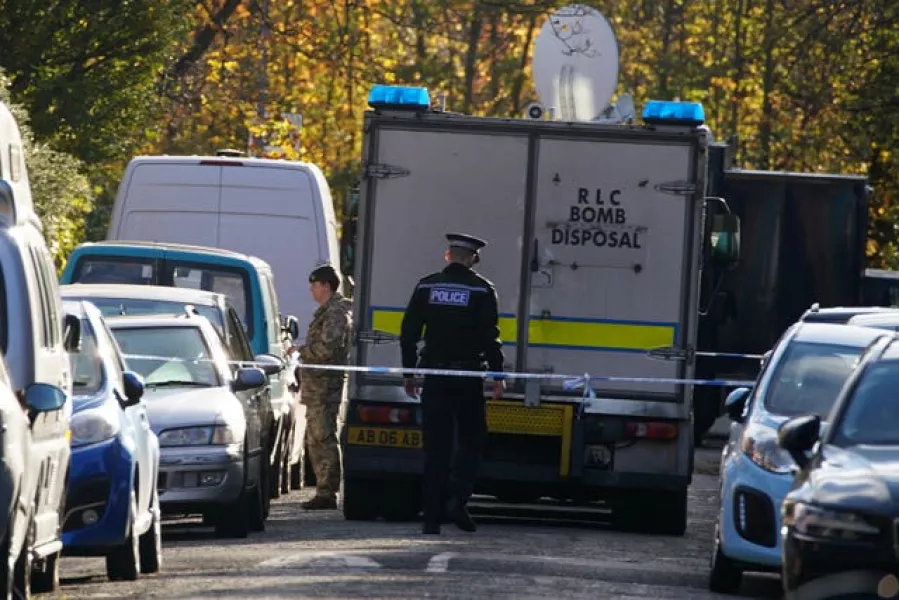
[367,85,431,111]
[642,100,705,126]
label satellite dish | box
[531,5,620,122]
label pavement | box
[41,442,784,600]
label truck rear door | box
[358,123,528,386]
[527,135,701,400]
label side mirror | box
[63,313,82,353]
[121,371,145,407]
[724,387,751,423]
[777,414,821,470]
[710,213,741,270]
[254,353,284,376]
[281,315,300,341]
[232,367,267,392]
[25,383,67,422]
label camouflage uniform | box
[299,291,354,501]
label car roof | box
[70,240,271,269]
[847,312,899,326]
[799,305,899,323]
[105,314,210,329]
[790,322,892,347]
[61,283,225,308]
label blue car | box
[61,300,162,582]
[708,322,892,593]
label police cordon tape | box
[119,353,757,400]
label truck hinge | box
[655,181,697,196]
[357,329,400,345]
[645,345,694,362]
[364,162,410,180]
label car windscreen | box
[169,263,252,336]
[74,258,156,285]
[763,341,863,417]
[833,360,899,446]
[69,318,105,397]
[110,326,221,388]
[72,296,225,336]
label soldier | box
[288,265,354,510]
[400,233,505,535]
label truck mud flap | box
[486,401,574,478]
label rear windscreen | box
[71,296,225,336]
[169,263,252,335]
[75,258,156,285]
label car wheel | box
[708,523,742,593]
[0,531,13,600]
[250,459,266,533]
[279,436,291,496]
[215,454,251,539]
[12,528,32,600]
[269,433,282,501]
[106,490,140,581]
[289,461,302,490]
[31,478,66,594]
[138,489,162,574]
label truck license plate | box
[347,426,423,449]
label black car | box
[778,333,899,593]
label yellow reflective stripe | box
[370,308,675,351]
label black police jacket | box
[400,262,504,376]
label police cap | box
[309,264,341,289]
[446,233,487,253]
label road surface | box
[40,444,783,599]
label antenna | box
[531,5,620,122]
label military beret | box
[309,264,340,286]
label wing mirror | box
[777,414,821,470]
[281,315,300,342]
[63,313,82,353]
[724,387,751,423]
[25,383,67,424]
[710,213,741,270]
[254,353,285,376]
[233,367,267,392]
[119,371,145,408]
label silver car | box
[105,313,269,539]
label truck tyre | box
[342,477,380,521]
[613,488,688,537]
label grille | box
[733,486,777,547]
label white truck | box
[339,86,740,535]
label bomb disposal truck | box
[339,85,741,535]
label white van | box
[0,101,80,596]
[106,152,341,340]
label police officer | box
[400,233,505,535]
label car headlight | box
[741,422,795,473]
[158,425,235,447]
[70,405,120,447]
[783,501,882,542]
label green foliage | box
[0,70,93,272]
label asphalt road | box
[40,443,784,600]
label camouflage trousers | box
[305,400,343,500]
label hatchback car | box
[106,313,269,538]
[61,283,285,508]
[779,333,899,593]
[709,322,892,593]
[61,300,161,581]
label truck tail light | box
[626,421,678,440]
[357,406,416,425]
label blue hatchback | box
[61,300,163,582]
[708,322,891,594]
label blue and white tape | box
[120,353,756,393]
